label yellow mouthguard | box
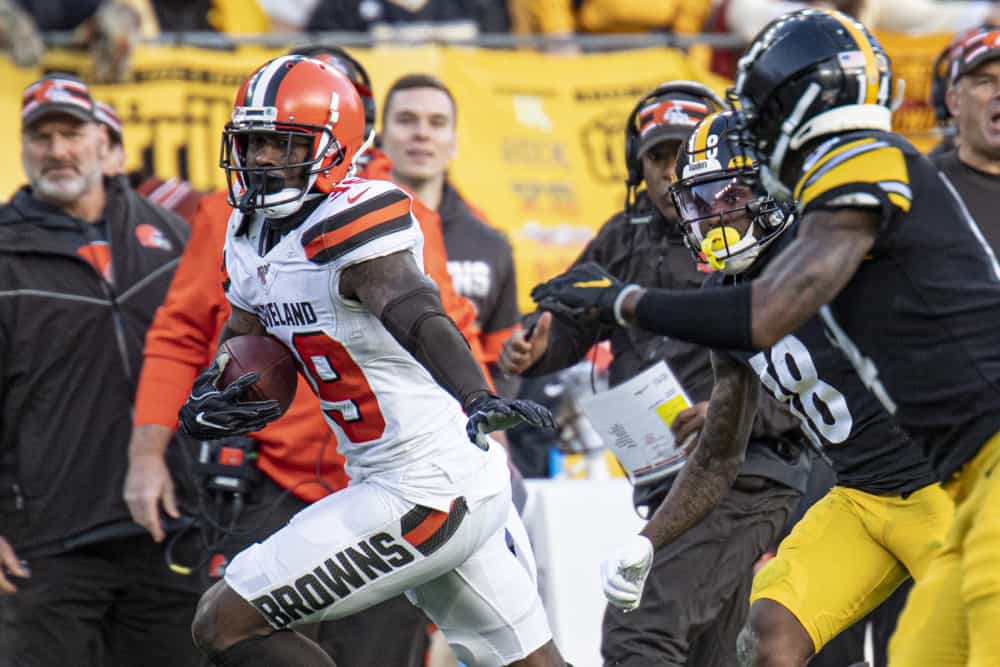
[700,227,741,271]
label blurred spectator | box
[381,73,521,397]
[306,0,510,41]
[721,0,1000,45]
[147,0,269,33]
[258,0,319,32]
[509,0,710,49]
[0,0,44,65]
[0,73,197,665]
[2,1,274,80]
[0,0,153,80]
[709,0,1000,78]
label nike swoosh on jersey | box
[574,278,613,288]
[346,187,370,204]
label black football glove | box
[464,392,557,450]
[530,262,628,325]
[178,357,283,440]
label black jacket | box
[524,192,809,509]
[0,178,188,557]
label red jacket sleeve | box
[133,191,231,428]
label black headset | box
[623,81,726,217]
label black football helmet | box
[732,8,895,200]
[671,110,790,274]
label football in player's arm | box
[183,248,553,446]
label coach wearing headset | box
[499,82,810,667]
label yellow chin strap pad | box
[701,226,741,271]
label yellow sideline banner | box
[0,33,947,307]
[876,30,954,154]
[1,45,724,309]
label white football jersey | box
[223,177,507,510]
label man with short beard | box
[0,73,199,666]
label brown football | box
[217,335,298,414]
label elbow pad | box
[380,285,487,405]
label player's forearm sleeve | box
[380,285,490,407]
[635,283,756,351]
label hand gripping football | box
[217,335,298,414]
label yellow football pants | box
[889,431,1000,667]
[750,482,954,653]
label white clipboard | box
[577,361,693,486]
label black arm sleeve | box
[380,285,490,408]
[635,282,756,352]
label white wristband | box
[613,284,641,328]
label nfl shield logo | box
[257,264,271,285]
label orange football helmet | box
[221,55,367,217]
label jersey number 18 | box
[748,335,853,447]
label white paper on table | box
[577,361,693,486]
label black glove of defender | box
[530,262,627,325]
[464,392,557,450]
[178,358,282,440]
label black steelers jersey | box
[793,129,1000,479]
[707,223,937,495]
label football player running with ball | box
[533,9,1000,666]
[177,56,567,667]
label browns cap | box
[637,94,713,158]
[22,73,96,129]
[950,29,1000,84]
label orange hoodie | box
[135,176,490,501]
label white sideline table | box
[521,479,645,667]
